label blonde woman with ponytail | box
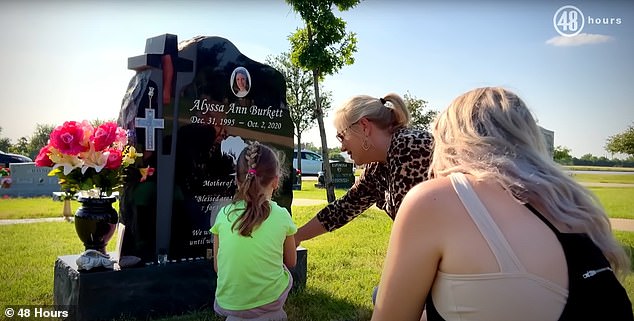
[372,87,632,321]
[296,93,434,245]
[211,142,297,320]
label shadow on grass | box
[285,287,373,321]
[625,245,634,269]
[112,287,372,321]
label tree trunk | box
[296,132,303,185]
[312,70,336,202]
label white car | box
[293,150,323,175]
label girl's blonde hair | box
[333,93,410,133]
[430,87,630,277]
[231,142,284,237]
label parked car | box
[292,149,323,175]
[0,151,32,167]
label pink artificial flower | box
[91,122,119,151]
[80,121,94,145]
[50,121,90,155]
[35,145,55,167]
[104,148,123,170]
[114,127,128,147]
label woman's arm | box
[294,217,327,247]
[213,234,219,273]
[372,181,444,321]
[283,235,297,268]
[296,163,385,247]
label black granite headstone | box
[53,34,306,321]
[53,249,307,320]
[330,161,355,189]
[118,34,294,263]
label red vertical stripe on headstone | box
[162,55,174,105]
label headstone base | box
[53,248,307,321]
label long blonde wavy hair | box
[430,87,630,277]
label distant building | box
[540,126,554,158]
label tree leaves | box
[403,91,438,131]
[606,123,634,157]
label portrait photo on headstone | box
[230,66,251,98]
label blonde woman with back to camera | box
[372,87,632,321]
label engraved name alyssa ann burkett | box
[189,99,283,129]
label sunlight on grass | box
[573,174,634,184]
[0,205,389,320]
[589,187,634,220]
[0,204,632,320]
[565,166,634,172]
[0,169,632,319]
[0,197,120,220]
[293,181,349,200]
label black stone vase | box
[74,196,119,254]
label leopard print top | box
[317,127,434,231]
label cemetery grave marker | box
[54,34,307,321]
[0,163,58,197]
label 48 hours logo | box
[553,5,585,37]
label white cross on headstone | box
[135,109,164,151]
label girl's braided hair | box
[230,142,284,236]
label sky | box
[0,0,632,158]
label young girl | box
[211,142,297,320]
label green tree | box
[329,151,345,162]
[27,124,55,159]
[0,127,11,152]
[0,138,10,152]
[9,137,29,156]
[403,91,438,131]
[553,145,573,164]
[580,153,597,162]
[287,0,360,202]
[266,52,332,178]
[90,118,114,127]
[606,123,634,157]
[302,142,320,153]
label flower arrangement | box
[35,120,154,198]
[0,167,10,189]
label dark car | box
[0,151,32,167]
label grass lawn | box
[0,168,632,319]
[0,197,120,220]
[573,173,634,184]
[294,181,348,200]
[564,165,634,172]
[1,204,633,320]
[1,174,632,220]
[589,187,634,219]
[0,205,389,321]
